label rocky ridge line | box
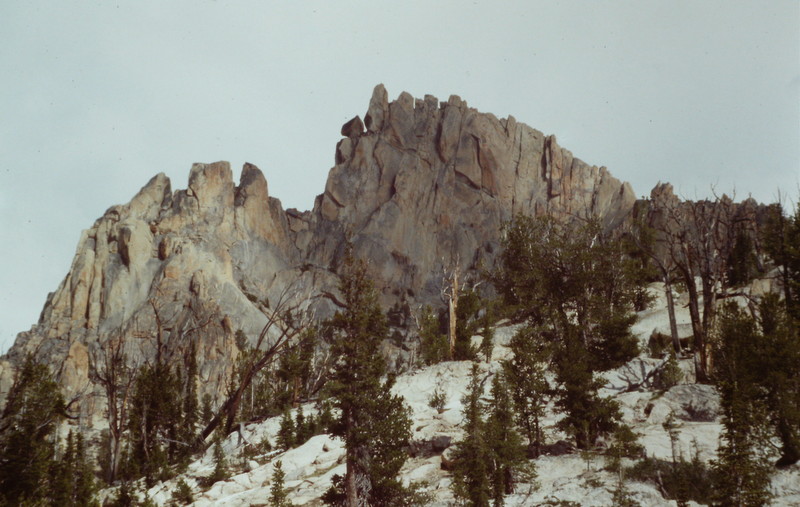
[0,84,638,422]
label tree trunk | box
[108,429,121,483]
[344,412,358,507]
[448,270,458,359]
[345,461,358,507]
[663,277,681,354]
[684,277,708,382]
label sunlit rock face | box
[1,85,637,421]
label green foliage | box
[171,477,194,505]
[479,310,496,362]
[627,451,714,506]
[274,406,327,452]
[711,302,776,505]
[762,201,800,320]
[610,476,640,507]
[551,327,622,449]
[652,354,683,391]
[277,408,296,450]
[48,430,99,507]
[755,294,800,467]
[269,460,291,507]
[604,425,643,474]
[109,481,137,507]
[727,229,758,287]
[503,325,549,456]
[451,366,533,506]
[485,373,534,505]
[492,215,643,449]
[428,387,447,412]
[201,393,214,424]
[206,438,230,486]
[322,253,412,505]
[275,327,319,409]
[125,362,184,485]
[0,356,70,505]
[418,306,449,365]
[450,364,491,506]
[241,435,272,461]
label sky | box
[1,1,798,353]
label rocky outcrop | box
[2,85,639,421]
[308,84,635,310]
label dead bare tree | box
[650,187,743,381]
[88,333,140,484]
[439,255,463,360]
[629,210,683,355]
[195,286,313,447]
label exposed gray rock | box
[340,116,364,138]
[2,85,640,424]
[646,384,720,424]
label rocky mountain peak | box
[1,85,639,422]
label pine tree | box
[322,253,412,506]
[756,294,800,467]
[418,306,448,365]
[727,229,758,287]
[0,355,66,505]
[78,434,99,505]
[711,302,774,506]
[485,373,530,506]
[451,363,491,506]
[208,437,230,485]
[296,406,307,443]
[761,202,800,466]
[125,361,184,485]
[277,408,296,450]
[503,325,549,456]
[269,460,291,506]
[172,477,194,505]
[492,216,640,448]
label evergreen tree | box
[418,306,449,365]
[451,364,491,507]
[277,408,296,450]
[453,363,492,507]
[492,216,641,448]
[485,373,529,506]
[503,326,549,456]
[762,202,800,320]
[726,229,758,287]
[208,437,230,485]
[756,294,800,467]
[0,356,66,505]
[125,361,184,485]
[269,460,291,507]
[172,477,194,505]
[322,253,412,506]
[552,325,622,449]
[276,328,318,408]
[761,201,800,466]
[711,302,774,506]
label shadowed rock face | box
[0,85,637,419]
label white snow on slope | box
[103,283,800,506]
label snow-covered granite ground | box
[102,283,800,506]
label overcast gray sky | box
[1,1,798,353]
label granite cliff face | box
[0,85,637,420]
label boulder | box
[646,384,720,424]
[340,116,364,138]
